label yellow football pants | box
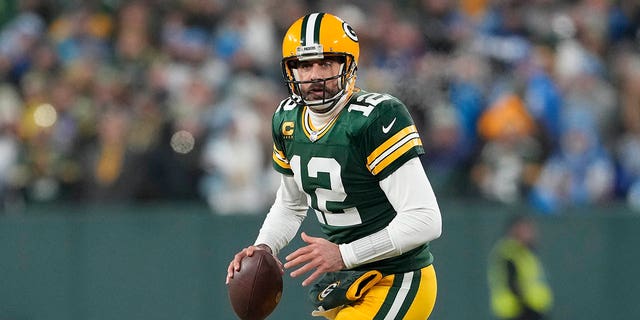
[334,265,437,320]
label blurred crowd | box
[0,0,639,215]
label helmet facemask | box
[282,52,357,113]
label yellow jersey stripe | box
[273,144,291,169]
[273,144,286,160]
[302,106,340,141]
[366,125,417,164]
[366,125,420,163]
[369,136,422,175]
[302,107,312,138]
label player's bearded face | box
[301,80,340,101]
[300,79,340,101]
[296,58,341,102]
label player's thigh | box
[335,265,437,320]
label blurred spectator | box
[487,214,554,320]
[616,134,640,207]
[15,71,79,202]
[48,6,111,65]
[529,107,616,214]
[0,83,22,210]
[113,1,155,91]
[607,0,640,46]
[199,76,275,214]
[552,10,619,146]
[0,12,45,84]
[422,102,471,195]
[212,4,277,75]
[478,0,529,37]
[523,44,563,151]
[447,53,489,156]
[416,0,470,54]
[472,92,543,204]
[80,106,139,202]
[616,52,640,136]
[0,0,636,213]
[613,49,640,211]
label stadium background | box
[1,0,639,319]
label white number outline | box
[290,155,362,226]
[347,93,392,117]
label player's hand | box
[226,245,283,284]
[284,232,346,286]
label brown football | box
[228,250,283,320]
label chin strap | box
[298,63,355,113]
[306,87,352,114]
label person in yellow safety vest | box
[487,215,553,320]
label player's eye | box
[320,61,334,68]
[298,61,313,70]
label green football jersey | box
[271,90,434,273]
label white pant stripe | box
[383,271,414,320]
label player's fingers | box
[245,246,257,256]
[302,269,324,287]
[288,257,319,278]
[300,232,316,243]
[284,252,310,269]
[226,245,262,284]
[232,249,251,271]
[226,262,234,284]
[285,245,311,262]
[226,254,244,283]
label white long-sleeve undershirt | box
[254,174,308,256]
[254,157,442,268]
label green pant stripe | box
[374,271,419,320]
[372,274,405,320]
[396,270,422,317]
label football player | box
[227,12,442,320]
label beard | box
[302,82,340,102]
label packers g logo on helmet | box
[281,13,359,110]
[342,23,358,42]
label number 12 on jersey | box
[290,155,362,227]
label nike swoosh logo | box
[382,117,397,134]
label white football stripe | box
[305,13,320,45]
[383,272,414,320]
